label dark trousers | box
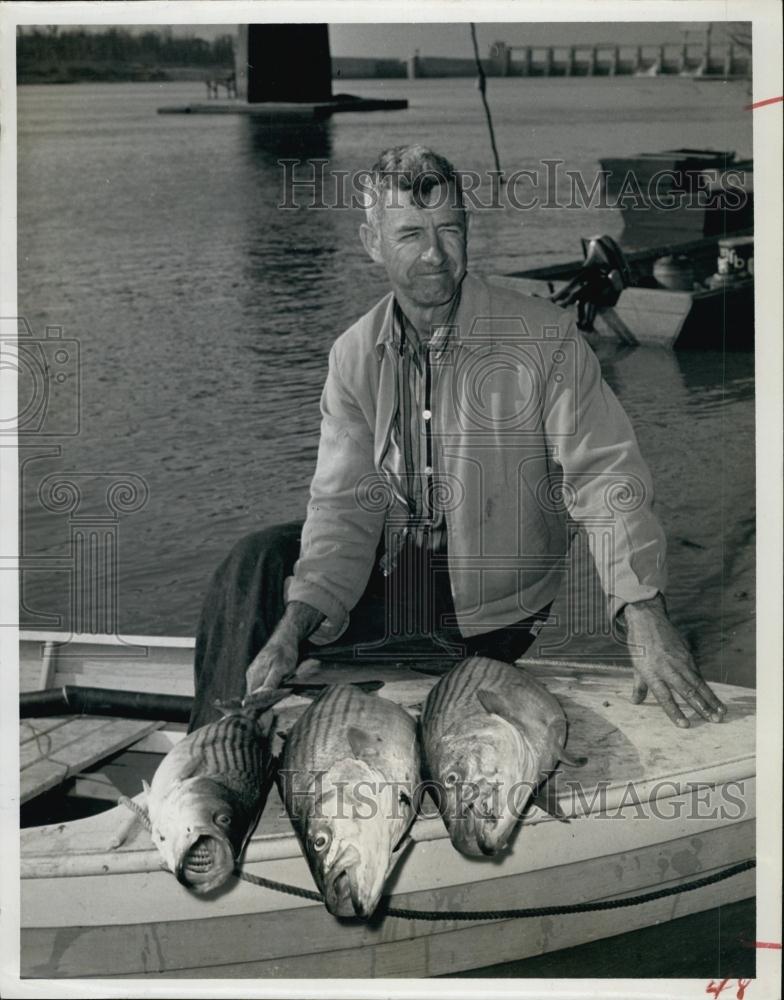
[190,522,549,730]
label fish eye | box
[312,831,330,853]
[214,813,232,828]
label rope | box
[118,794,152,832]
[469,23,503,179]
[117,798,754,922]
[236,859,755,921]
[238,870,324,903]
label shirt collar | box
[375,282,463,358]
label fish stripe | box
[423,656,512,734]
[427,668,454,717]
[339,686,354,729]
[446,661,473,705]
[427,657,476,722]
[447,657,480,703]
[198,718,262,779]
[312,687,340,754]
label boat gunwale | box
[21,629,687,680]
[505,228,754,283]
[20,629,196,649]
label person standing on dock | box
[189,145,726,733]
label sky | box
[31,21,745,59]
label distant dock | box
[158,95,408,119]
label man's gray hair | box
[362,144,465,228]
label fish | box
[142,692,286,894]
[280,684,420,919]
[420,656,586,857]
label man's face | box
[361,183,468,310]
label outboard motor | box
[551,235,631,332]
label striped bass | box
[281,685,420,919]
[143,693,284,894]
[421,656,586,857]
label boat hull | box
[23,823,754,978]
[19,640,756,980]
[498,272,753,350]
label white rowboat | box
[19,631,755,979]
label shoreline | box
[17,68,752,86]
[17,64,232,85]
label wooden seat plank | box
[20,716,164,804]
[21,717,112,771]
[20,717,71,745]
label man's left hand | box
[623,594,727,728]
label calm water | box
[17,78,755,685]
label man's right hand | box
[245,637,298,698]
[244,600,325,698]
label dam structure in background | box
[158,24,750,115]
[336,38,751,81]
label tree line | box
[17,27,235,68]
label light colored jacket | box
[286,273,667,642]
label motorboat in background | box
[504,149,754,350]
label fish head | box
[434,717,533,857]
[301,760,411,919]
[149,776,245,894]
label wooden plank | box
[21,760,78,804]
[21,717,110,770]
[69,775,124,803]
[125,726,187,754]
[20,716,163,804]
[20,717,71,745]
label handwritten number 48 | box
[706,979,752,999]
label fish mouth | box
[321,846,379,919]
[324,867,359,918]
[449,802,514,858]
[474,812,515,856]
[175,832,235,894]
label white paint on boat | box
[19,631,755,979]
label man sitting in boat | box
[189,144,726,733]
